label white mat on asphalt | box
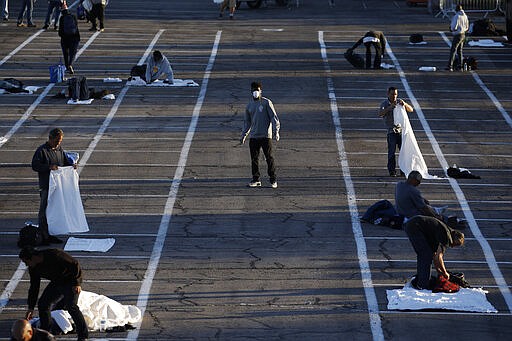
[126,78,198,87]
[64,237,115,252]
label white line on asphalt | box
[127,30,222,340]
[439,32,512,129]
[318,31,384,341]
[0,263,26,314]
[385,42,512,313]
[0,30,43,67]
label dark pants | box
[387,132,401,174]
[17,0,33,25]
[61,38,79,68]
[38,282,88,340]
[90,3,105,29]
[38,188,50,241]
[44,0,62,27]
[448,33,465,69]
[364,42,382,69]
[249,138,276,182]
[405,221,434,289]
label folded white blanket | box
[67,98,94,105]
[126,78,199,87]
[64,237,115,252]
[387,281,497,313]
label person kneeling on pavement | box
[405,216,464,290]
[347,30,387,69]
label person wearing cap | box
[405,215,465,290]
[395,170,443,220]
[18,247,88,341]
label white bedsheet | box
[64,237,115,252]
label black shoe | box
[47,235,63,244]
[43,24,49,29]
[2,18,8,22]
[389,171,397,177]
[27,23,36,28]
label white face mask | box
[252,90,261,99]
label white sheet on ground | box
[33,290,142,333]
[126,77,199,87]
[67,98,94,105]
[387,281,497,313]
[47,166,89,235]
[103,77,123,82]
[380,62,395,69]
[64,237,115,252]
[468,39,504,47]
[394,105,438,179]
[409,41,428,45]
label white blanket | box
[67,98,94,105]
[468,39,504,47]
[47,166,89,235]
[34,290,142,333]
[126,77,199,87]
[64,237,115,252]
[394,105,437,179]
[387,281,497,313]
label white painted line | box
[368,259,512,265]
[319,31,384,341]
[0,30,44,67]
[127,30,222,339]
[386,41,512,313]
[439,32,512,129]
[381,311,512,316]
[0,263,26,314]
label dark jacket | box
[351,31,387,55]
[31,142,71,189]
[58,11,80,41]
[27,249,83,310]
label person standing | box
[10,319,55,341]
[19,247,88,341]
[240,81,280,188]
[348,30,387,69]
[378,86,414,177]
[219,0,235,20]
[404,216,464,290]
[446,4,469,71]
[1,0,8,21]
[58,4,80,74]
[31,128,75,244]
[89,0,106,31]
[16,0,35,27]
[43,0,63,30]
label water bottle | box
[463,61,468,71]
[99,319,106,332]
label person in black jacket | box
[19,247,88,341]
[31,128,75,245]
[10,319,55,341]
[58,3,80,74]
[348,30,387,69]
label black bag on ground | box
[344,49,365,69]
[448,271,471,288]
[68,76,90,100]
[471,18,499,36]
[361,200,404,229]
[17,223,43,248]
[0,78,29,93]
[130,64,147,80]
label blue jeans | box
[387,132,401,174]
[44,0,62,27]
[448,33,465,69]
[17,0,33,24]
[1,0,8,19]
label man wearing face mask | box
[240,81,280,188]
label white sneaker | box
[248,180,261,188]
[271,181,278,188]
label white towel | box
[409,41,428,45]
[47,166,89,235]
[126,78,199,87]
[387,281,497,313]
[64,237,115,252]
[380,62,395,69]
[394,105,438,179]
[103,77,123,83]
[67,98,94,105]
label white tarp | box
[387,281,497,313]
[34,290,142,333]
[394,105,437,179]
[47,166,89,235]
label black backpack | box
[68,76,90,100]
[17,223,43,248]
[62,14,78,36]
